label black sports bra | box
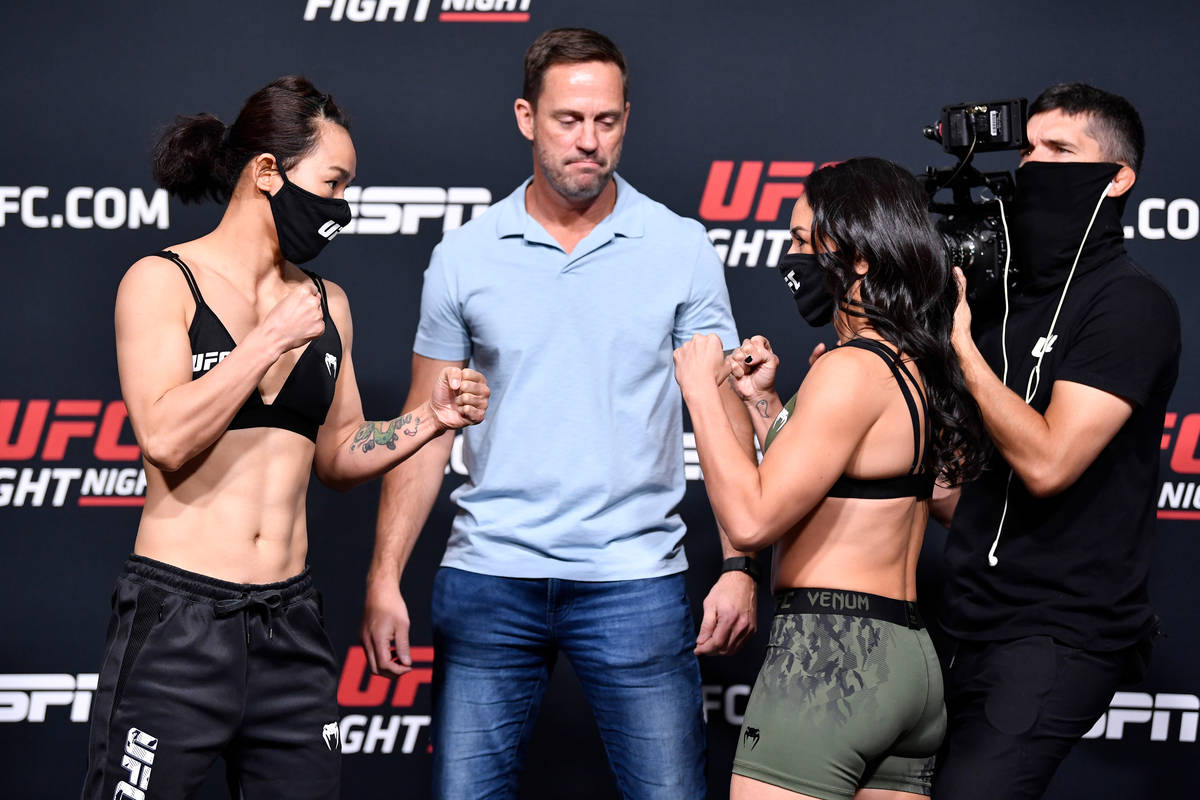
[156,250,342,442]
[761,338,935,499]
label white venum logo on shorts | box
[325,352,338,376]
[323,721,340,752]
[114,727,158,799]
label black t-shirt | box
[941,250,1181,651]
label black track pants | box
[81,555,341,799]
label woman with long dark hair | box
[81,76,489,799]
[674,157,985,800]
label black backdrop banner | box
[2,1,1196,797]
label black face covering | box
[778,252,834,327]
[1009,161,1125,292]
[266,167,353,265]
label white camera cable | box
[985,179,1114,567]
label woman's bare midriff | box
[133,427,316,583]
[772,494,928,602]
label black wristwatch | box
[721,556,761,583]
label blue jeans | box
[430,567,706,799]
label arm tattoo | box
[755,399,770,419]
[349,415,409,454]
[400,414,420,437]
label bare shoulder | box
[320,276,349,307]
[803,343,883,389]
[319,276,352,330]
[116,253,190,308]
[795,344,890,416]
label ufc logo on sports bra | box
[318,220,343,241]
[193,351,231,374]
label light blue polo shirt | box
[414,174,738,580]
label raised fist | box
[430,367,490,430]
[725,335,780,401]
[262,282,324,355]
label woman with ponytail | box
[673,157,986,800]
[81,76,489,799]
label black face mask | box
[1009,161,1124,292]
[778,252,833,327]
[266,167,353,264]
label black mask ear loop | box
[985,177,1115,567]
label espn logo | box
[343,187,491,235]
[1083,692,1198,742]
[0,673,97,723]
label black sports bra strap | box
[838,339,926,474]
[155,250,204,307]
[303,270,331,317]
[887,353,933,465]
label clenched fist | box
[725,335,780,401]
[429,367,490,431]
[261,282,325,356]
[673,333,729,396]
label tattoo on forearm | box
[755,399,769,418]
[401,415,420,437]
[349,414,424,453]
[349,418,399,454]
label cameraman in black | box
[932,83,1181,799]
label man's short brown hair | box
[522,28,628,107]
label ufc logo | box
[0,400,139,462]
[114,727,158,799]
[192,351,230,373]
[318,220,343,240]
[699,161,836,222]
[337,646,433,707]
[1160,413,1200,474]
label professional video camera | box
[921,99,1027,306]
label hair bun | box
[151,113,233,204]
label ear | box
[514,98,535,143]
[253,153,282,195]
[1108,164,1136,197]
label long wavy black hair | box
[806,156,987,485]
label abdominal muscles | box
[133,428,316,583]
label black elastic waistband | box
[774,587,924,629]
[123,554,312,604]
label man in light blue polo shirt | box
[360,28,757,799]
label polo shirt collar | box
[494,172,646,245]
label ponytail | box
[152,113,232,204]
[150,76,350,205]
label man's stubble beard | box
[532,135,622,203]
